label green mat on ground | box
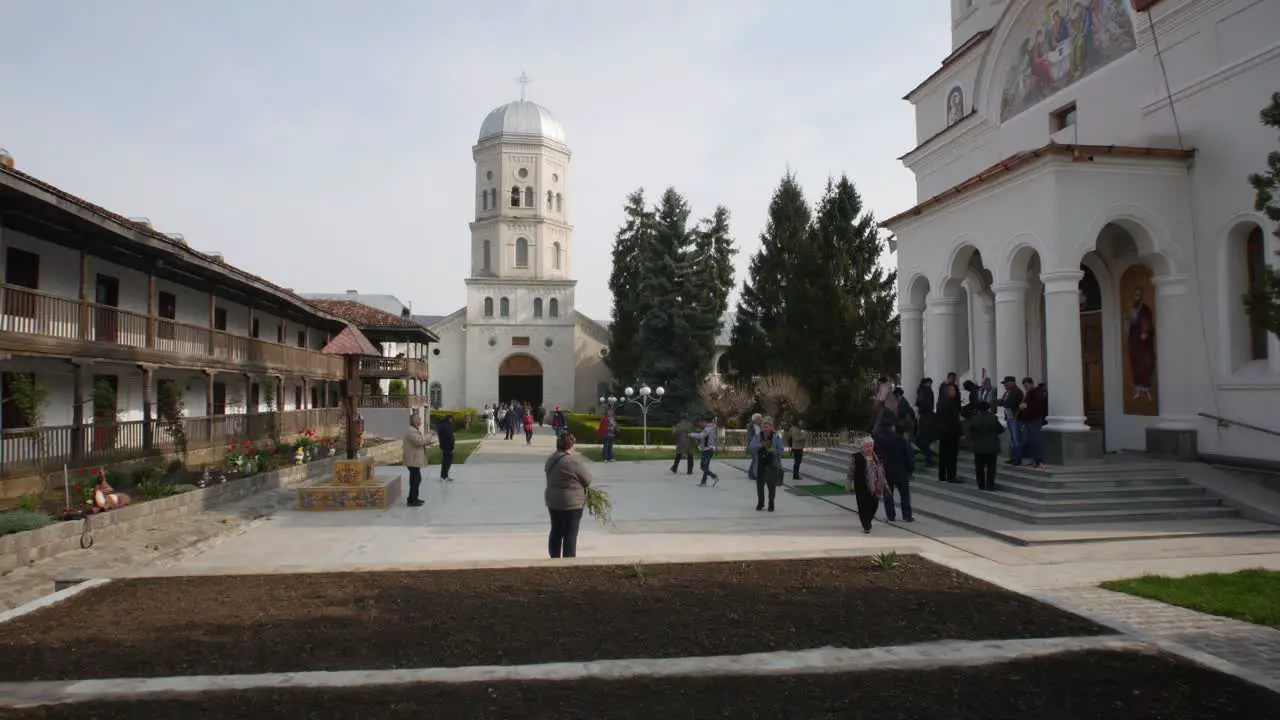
[790,483,847,496]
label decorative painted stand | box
[296,457,401,511]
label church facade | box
[424,99,612,412]
[884,0,1280,465]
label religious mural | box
[946,85,966,126]
[999,0,1138,122]
[1120,264,1158,417]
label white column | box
[1041,270,1090,432]
[925,296,961,383]
[899,304,925,392]
[971,289,996,381]
[1152,274,1196,429]
[992,281,1027,382]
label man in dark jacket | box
[997,376,1024,465]
[436,415,456,482]
[935,383,963,483]
[874,422,915,522]
[966,401,1004,490]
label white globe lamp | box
[624,387,634,397]
[655,386,665,397]
[639,385,651,397]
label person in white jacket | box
[688,418,720,487]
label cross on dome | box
[516,71,533,101]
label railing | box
[1197,412,1280,438]
[719,429,851,450]
[358,395,427,409]
[0,283,343,377]
[358,356,429,378]
[0,408,343,479]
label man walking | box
[402,413,428,507]
[688,417,720,486]
[786,420,808,480]
[873,419,915,522]
[436,413,456,482]
[597,407,618,462]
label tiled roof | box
[0,163,343,323]
[308,299,431,329]
[322,326,380,356]
[413,314,445,326]
[882,143,1196,227]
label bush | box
[171,484,199,494]
[165,458,185,475]
[563,412,674,445]
[17,493,42,513]
[137,480,177,499]
[0,509,54,536]
[132,465,159,486]
[429,408,480,429]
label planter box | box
[0,442,402,574]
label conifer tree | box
[1245,92,1280,337]
[606,189,653,386]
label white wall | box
[425,310,468,409]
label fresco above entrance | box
[998,0,1137,122]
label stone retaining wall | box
[0,442,402,574]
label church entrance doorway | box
[1079,264,1105,430]
[498,354,543,408]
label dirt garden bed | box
[0,556,1107,681]
[3,649,1276,719]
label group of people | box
[481,402,567,444]
[401,411,457,506]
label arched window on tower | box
[534,298,543,318]
[549,298,559,318]
[555,193,562,212]
[429,382,442,409]
[483,297,494,318]
[489,188,497,208]
[553,242,562,270]
[524,186,534,207]
[482,240,491,272]
[547,190,554,210]
[516,237,530,268]
[1247,225,1269,361]
[510,186,521,208]
[500,297,511,317]
[480,191,488,211]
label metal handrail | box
[1197,412,1280,438]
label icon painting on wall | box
[999,0,1137,122]
[1120,264,1158,417]
[946,85,966,126]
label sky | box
[0,0,950,320]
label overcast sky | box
[0,0,948,319]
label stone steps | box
[802,443,1239,526]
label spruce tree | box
[606,189,653,387]
[635,188,695,417]
[1245,92,1280,336]
[728,173,810,379]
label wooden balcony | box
[0,408,342,479]
[0,283,344,379]
[357,395,427,409]
[358,356,429,379]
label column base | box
[1146,427,1199,461]
[1043,428,1104,465]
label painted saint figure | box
[1127,286,1155,400]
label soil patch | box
[0,556,1106,681]
[3,650,1275,719]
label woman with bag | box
[846,437,889,533]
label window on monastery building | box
[157,291,176,341]
[500,297,510,317]
[213,307,228,332]
[553,242,562,269]
[481,191,488,211]
[1247,225,1269,360]
[549,298,559,318]
[1051,102,1077,133]
[1,372,33,428]
[510,186,521,208]
[482,240,492,271]
[490,188,498,208]
[512,336,530,347]
[294,386,303,410]
[534,298,543,318]
[516,237,530,268]
[547,190,553,210]
[483,297,494,317]
[524,186,534,207]
[555,193,562,212]
[3,247,39,318]
[296,329,306,348]
[429,382,442,409]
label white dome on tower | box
[477,100,566,144]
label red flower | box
[74,484,82,490]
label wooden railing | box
[0,408,343,479]
[358,356,429,378]
[0,283,343,376]
[358,395,426,409]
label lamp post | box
[624,384,664,452]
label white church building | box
[423,98,613,411]
[884,0,1280,465]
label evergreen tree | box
[679,206,737,414]
[798,176,898,429]
[1245,92,1280,337]
[635,188,696,417]
[606,189,653,387]
[728,173,810,379]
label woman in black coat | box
[934,383,963,484]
